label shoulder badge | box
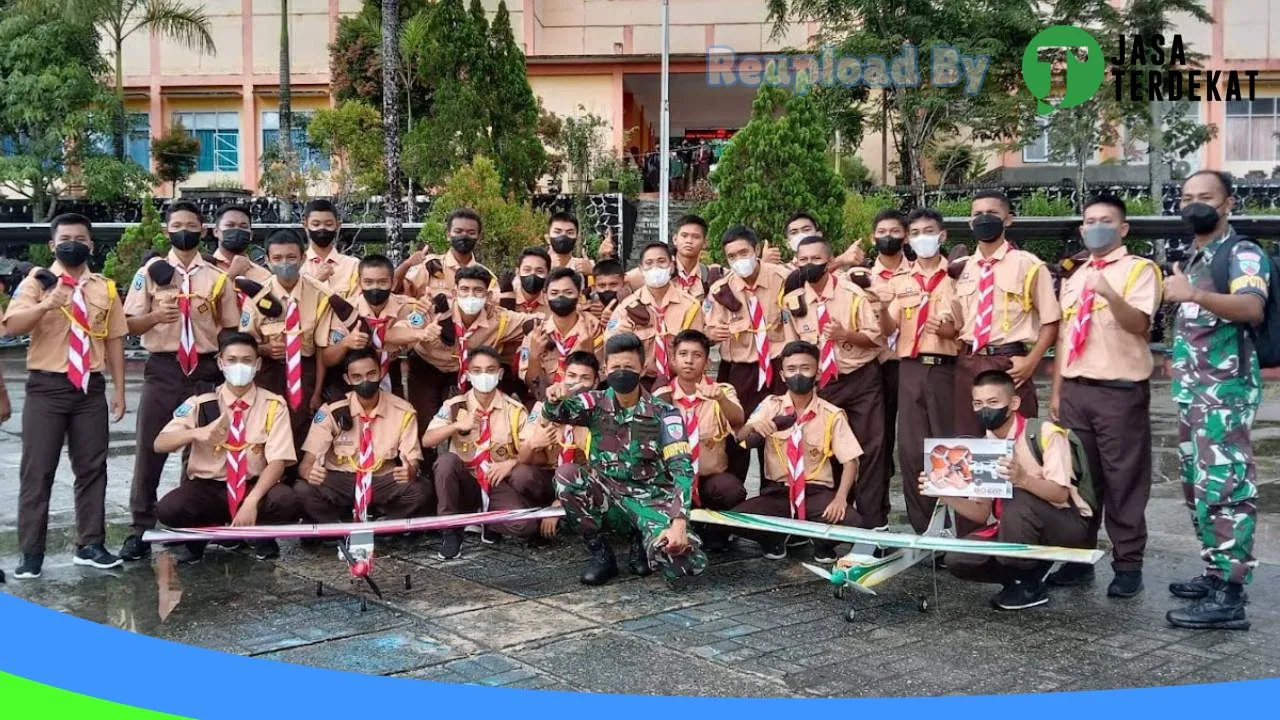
[606,317,619,332]
[434,405,450,420]
[408,311,426,328]
[174,401,193,418]
[132,272,146,291]
[780,309,790,324]
[1236,249,1263,277]
[240,310,250,326]
[313,409,328,424]
[702,298,714,314]
[664,415,686,441]
[330,330,345,344]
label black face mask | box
[220,228,251,253]
[450,235,477,255]
[308,229,337,247]
[1180,202,1222,235]
[605,368,641,395]
[549,296,578,317]
[54,241,90,268]
[874,236,904,256]
[520,274,546,295]
[594,290,618,308]
[971,215,1005,243]
[976,406,1010,432]
[362,288,391,307]
[801,262,828,284]
[169,230,203,252]
[785,373,816,395]
[549,234,576,255]
[353,380,381,399]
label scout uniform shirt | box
[971,417,1092,536]
[870,256,911,361]
[124,251,239,354]
[704,262,789,365]
[652,379,741,476]
[606,285,705,379]
[949,241,1060,349]
[887,260,962,359]
[239,275,334,357]
[524,400,593,466]
[302,247,361,297]
[751,394,862,488]
[162,385,297,480]
[402,250,497,301]
[782,275,883,374]
[302,392,423,474]
[413,305,542,372]
[550,252,594,277]
[626,260,715,299]
[211,248,272,284]
[1059,247,1161,382]
[509,284,549,315]
[517,311,603,384]
[5,263,128,373]
[427,391,528,468]
[315,293,428,355]
[1172,228,1272,408]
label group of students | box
[2,170,1266,630]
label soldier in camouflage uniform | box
[540,332,707,586]
[1164,171,1269,631]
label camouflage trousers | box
[1176,402,1259,585]
[555,463,708,581]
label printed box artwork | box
[922,438,1014,499]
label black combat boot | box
[1167,584,1250,630]
[1168,573,1250,603]
[581,533,619,586]
[628,530,652,577]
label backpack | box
[1209,234,1280,368]
[1024,418,1097,514]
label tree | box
[102,197,167,290]
[151,121,199,197]
[309,101,386,202]
[279,0,292,161]
[330,0,433,108]
[419,156,547,269]
[1042,97,1125,206]
[704,86,846,252]
[382,0,405,261]
[486,1,547,198]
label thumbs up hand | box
[1163,262,1196,304]
[761,240,783,265]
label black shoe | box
[992,577,1049,611]
[1107,570,1144,598]
[581,532,619,586]
[437,530,463,560]
[170,542,204,565]
[628,531,652,576]
[1169,573,1222,599]
[1046,563,1095,587]
[702,533,729,553]
[73,544,123,570]
[251,540,279,561]
[761,538,787,560]
[1167,588,1250,630]
[786,536,810,548]
[119,535,150,562]
[812,541,837,564]
[13,555,43,579]
[212,540,246,551]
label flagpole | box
[659,0,670,245]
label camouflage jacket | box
[1172,227,1271,408]
[540,388,696,519]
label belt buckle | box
[921,355,939,366]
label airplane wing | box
[142,507,567,543]
[691,510,1105,565]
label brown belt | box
[968,342,1027,357]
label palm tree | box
[279,0,292,162]
[383,0,404,261]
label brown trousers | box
[881,359,899,485]
[819,362,888,527]
[294,470,429,524]
[730,481,865,545]
[256,356,320,453]
[954,353,1039,438]
[155,477,300,529]
[433,452,554,537]
[944,492,1090,584]
[407,354,457,440]
[130,352,223,534]
[717,359,781,481]
[19,372,110,555]
[896,358,956,533]
[1059,379,1152,571]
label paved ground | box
[1,352,1278,697]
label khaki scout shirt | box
[652,378,742,476]
[950,242,1060,347]
[402,250,497,301]
[412,305,542,371]
[887,260,962,358]
[606,285,705,378]
[705,263,789,364]
[239,276,334,357]
[990,418,1091,517]
[427,390,528,466]
[626,260,713,300]
[5,263,127,373]
[302,391,423,474]
[782,276,883,374]
[315,293,428,354]
[752,394,862,488]
[211,248,272,285]
[1058,247,1160,382]
[524,400,593,466]
[550,252,595,277]
[871,256,911,361]
[161,385,297,481]
[302,247,361,297]
[517,312,603,383]
[123,250,239,353]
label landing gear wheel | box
[917,597,930,613]
[315,581,323,597]
[834,585,846,600]
[844,608,857,623]
[404,574,412,591]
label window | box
[173,111,240,172]
[127,113,151,168]
[1023,118,1050,163]
[1225,98,1278,163]
[262,111,329,171]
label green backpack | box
[1024,418,1097,514]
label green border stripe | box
[0,671,192,719]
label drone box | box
[922,438,1015,499]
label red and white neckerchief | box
[454,319,482,390]
[910,268,948,358]
[783,403,818,519]
[813,281,839,388]
[653,305,672,382]
[174,263,199,376]
[1067,258,1114,366]
[674,386,707,506]
[549,327,579,384]
[224,399,250,518]
[558,426,576,467]
[746,291,772,390]
[353,413,376,522]
[975,413,1025,540]
[466,408,494,511]
[972,253,1000,353]
[675,267,701,294]
[283,296,304,410]
[365,316,393,392]
[516,291,542,313]
[61,274,91,393]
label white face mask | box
[468,371,501,393]
[222,362,257,387]
[643,267,672,288]
[457,295,486,315]
[909,234,941,259]
[730,256,758,278]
